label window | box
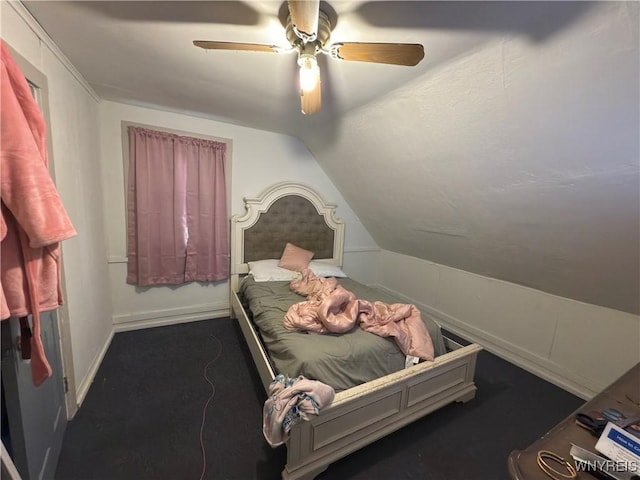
[126,126,229,286]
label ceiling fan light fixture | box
[298,54,319,92]
[194,2,424,114]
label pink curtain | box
[126,127,228,286]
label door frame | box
[5,42,78,420]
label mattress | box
[238,276,446,392]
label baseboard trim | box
[374,284,595,400]
[75,329,114,412]
[112,302,228,326]
[113,308,230,333]
[437,322,594,400]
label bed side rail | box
[230,289,276,392]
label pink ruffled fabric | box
[284,269,435,361]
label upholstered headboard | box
[230,182,345,279]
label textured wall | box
[307,2,640,314]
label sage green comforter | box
[238,276,446,392]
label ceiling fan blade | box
[287,0,320,42]
[330,42,425,66]
[300,72,321,115]
[193,40,280,54]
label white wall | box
[99,101,378,330]
[376,250,639,399]
[2,3,113,406]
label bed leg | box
[282,463,329,480]
[455,387,477,404]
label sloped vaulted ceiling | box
[21,1,639,314]
[303,2,640,315]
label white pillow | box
[308,260,347,278]
[248,259,300,282]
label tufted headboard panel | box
[244,195,334,262]
[230,182,345,278]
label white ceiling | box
[22,1,593,135]
[22,1,640,314]
[23,0,452,135]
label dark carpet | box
[54,318,583,480]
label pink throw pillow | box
[278,243,314,272]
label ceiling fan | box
[193,0,424,115]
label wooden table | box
[508,363,640,479]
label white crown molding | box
[9,1,101,102]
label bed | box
[229,181,482,480]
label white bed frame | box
[230,182,482,480]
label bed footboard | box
[282,341,482,480]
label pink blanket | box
[284,270,435,361]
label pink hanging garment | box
[1,40,77,386]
